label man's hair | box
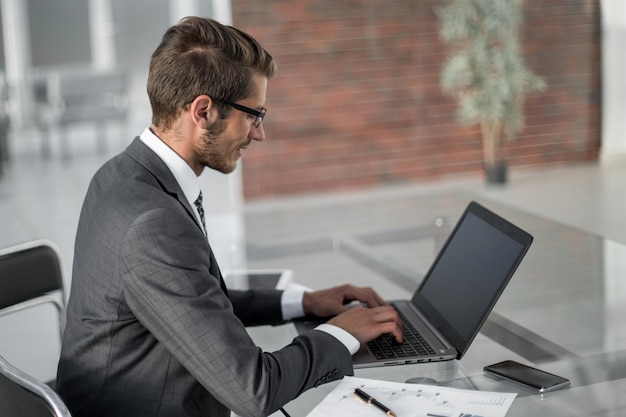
[147,17,277,129]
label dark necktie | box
[194,192,226,293]
[194,191,207,235]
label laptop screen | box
[411,201,533,358]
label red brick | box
[234,0,601,199]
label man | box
[56,17,402,417]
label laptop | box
[295,201,533,368]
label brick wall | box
[233,0,601,199]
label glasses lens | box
[219,99,266,128]
[254,108,267,128]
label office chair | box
[0,239,66,340]
[0,353,72,416]
[0,239,67,388]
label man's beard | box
[194,119,234,174]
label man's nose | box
[250,123,265,142]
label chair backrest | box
[0,354,72,417]
[33,68,128,126]
[0,240,66,337]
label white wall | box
[600,0,626,165]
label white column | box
[169,0,246,279]
[603,240,626,349]
[89,0,117,70]
[212,0,233,25]
[169,0,199,25]
[1,0,33,129]
[600,0,626,165]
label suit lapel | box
[125,137,229,296]
[126,138,200,231]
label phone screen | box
[484,360,570,393]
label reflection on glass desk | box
[243,192,626,417]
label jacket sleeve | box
[120,207,354,417]
[229,288,285,326]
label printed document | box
[306,376,516,417]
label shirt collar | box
[139,127,201,207]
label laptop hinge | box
[407,303,455,351]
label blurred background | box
[0,0,625,388]
[1,0,619,278]
[0,0,617,195]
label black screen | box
[412,203,531,351]
[485,360,570,390]
[225,272,283,289]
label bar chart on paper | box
[306,376,516,417]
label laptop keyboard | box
[367,309,436,360]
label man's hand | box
[302,284,403,344]
[327,305,403,344]
[302,284,387,317]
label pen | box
[354,388,397,417]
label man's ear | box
[190,95,218,129]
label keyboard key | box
[367,309,436,359]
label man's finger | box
[342,285,388,307]
[373,306,403,343]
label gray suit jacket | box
[56,138,353,417]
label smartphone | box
[483,360,570,393]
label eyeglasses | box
[219,99,267,128]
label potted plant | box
[438,0,546,184]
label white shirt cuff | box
[281,288,305,320]
[281,289,360,355]
[314,324,361,355]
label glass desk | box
[243,191,626,416]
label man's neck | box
[149,125,203,176]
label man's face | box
[194,73,268,174]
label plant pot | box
[485,162,507,184]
